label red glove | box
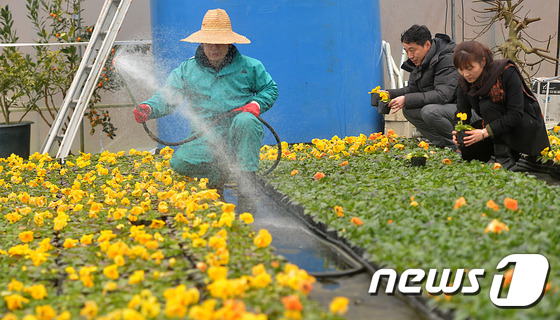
[133,104,151,123]
[233,102,260,117]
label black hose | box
[258,115,282,176]
[141,111,282,176]
[261,182,451,320]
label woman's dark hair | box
[401,25,431,46]
[453,41,493,70]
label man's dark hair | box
[401,25,432,46]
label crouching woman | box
[452,41,549,169]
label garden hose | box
[113,65,282,176]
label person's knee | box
[402,107,416,122]
[232,112,259,126]
[231,112,263,136]
[420,104,441,121]
[169,155,189,176]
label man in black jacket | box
[385,25,458,149]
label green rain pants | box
[169,112,264,185]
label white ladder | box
[40,0,133,158]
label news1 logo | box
[368,254,550,308]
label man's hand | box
[233,101,260,117]
[389,96,405,114]
[133,104,151,123]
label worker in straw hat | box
[134,9,278,195]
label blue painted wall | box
[149,0,384,145]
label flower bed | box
[0,149,347,319]
[260,130,560,319]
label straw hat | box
[181,9,250,44]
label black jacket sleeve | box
[386,54,458,109]
[403,54,458,109]
[487,68,525,137]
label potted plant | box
[0,6,37,158]
[370,86,381,106]
[406,140,430,166]
[0,2,122,158]
[369,86,391,114]
[406,150,428,166]
[455,112,474,147]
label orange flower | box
[334,206,344,217]
[196,262,207,272]
[368,133,381,140]
[485,219,509,234]
[290,170,299,176]
[442,158,452,164]
[388,219,393,224]
[410,196,418,207]
[493,162,502,170]
[18,231,34,243]
[63,238,78,249]
[350,217,363,226]
[454,197,466,209]
[314,172,325,181]
[486,199,499,211]
[503,269,514,288]
[281,294,303,311]
[339,161,348,166]
[504,198,518,211]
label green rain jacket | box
[143,45,278,166]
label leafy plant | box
[539,125,560,163]
[368,86,391,102]
[455,112,474,131]
[262,131,560,319]
[26,0,122,139]
[0,1,122,138]
[406,150,429,159]
[0,148,345,319]
[0,5,39,124]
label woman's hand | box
[452,130,458,145]
[463,129,486,146]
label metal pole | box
[556,0,560,75]
[77,0,85,153]
[451,0,456,41]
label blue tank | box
[149,0,384,145]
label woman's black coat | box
[457,67,549,156]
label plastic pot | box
[410,156,427,167]
[456,130,467,147]
[371,93,380,106]
[378,100,391,114]
[0,121,33,159]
